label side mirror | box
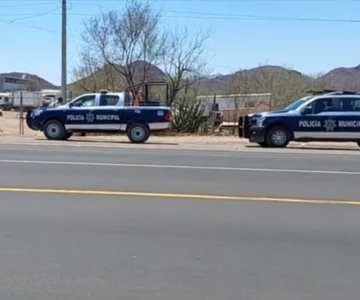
[301,107,312,115]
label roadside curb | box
[1,136,360,156]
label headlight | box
[255,116,266,128]
[33,109,43,117]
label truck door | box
[65,94,123,131]
[96,94,123,130]
[332,97,360,139]
[64,95,97,130]
[294,98,336,139]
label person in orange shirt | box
[133,90,143,106]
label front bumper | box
[238,116,266,142]
[26,111,42,131]
[238,116,250,138]
[247,128,266,143]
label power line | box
[162,10,360,23]
[3,11,357,24]
[2,10,357,24]
[7,7,60,23]
[0,19,58,33]
[0,2,58,8]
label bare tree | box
[227,69,252,95]
[81,0,163,90]
[73,0,211,132]
[226,70,258,130]
[71,45,123,95]
[247,64,310,108]
[160,28,210,105]
[72,47,104,93]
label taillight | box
[164,110,173,122]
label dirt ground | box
[1,111,359,152]
[0,111,243,145]
[0,111,41,137]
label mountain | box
[316,65,360,92]
[69,61,166,95]
[198,65,311,95]
[71,63,360,108]
[0,72,58,90]
[4,63,360,98]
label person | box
[133,91,143,106]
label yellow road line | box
[0,187,359,206]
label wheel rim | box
[271,130,287,146]
[47,124,61,138]
[131,126,145,141]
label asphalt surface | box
[0,144,360,299]
[0,144,359,200]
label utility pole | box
[61,0,67,101]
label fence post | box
[211,94,217,134]
[19,91,24,135]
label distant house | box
[0,75,29,92]
[197,93,272,122]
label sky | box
[0,0,359,85]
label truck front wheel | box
[266,126,290,148]
[127,122,150,144]
[43,120,67,140]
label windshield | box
[283,97,310,111]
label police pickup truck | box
[26,82,173,143]
[238,90,360,148]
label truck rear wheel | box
[43,120,67,140]
[127,122,150,144]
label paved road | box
[0,144,359,200]
[0,144,360,299]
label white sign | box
[299,120,321,128]
[67,114,120,122]
[67,115,84,121]
[338,120,360,128]
[96,115,120,121]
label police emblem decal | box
[323,119,337,132]
[86,112,95,123]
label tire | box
[357,142,360,148]
[127,122,150,144]
[266,126,290,148]
[43,119,67,140]
[257,142,269,147]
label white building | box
[0,76,28,92]
[197,93,272,118]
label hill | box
[199,65,313,95]
[0,72,58,90]
[316,65,360,92]
[4,63,360,103]
[69,61,166,95]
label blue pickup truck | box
[26,82,173,143]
